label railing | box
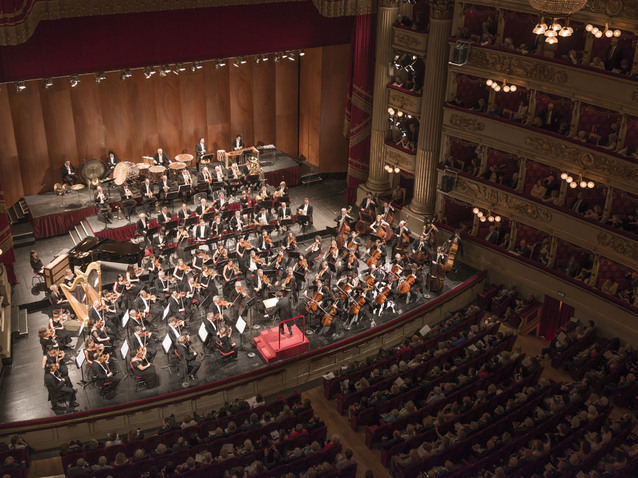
[278,314,306,350]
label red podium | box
[253,315,310,363]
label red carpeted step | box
[254,325,310,363]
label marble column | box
[408,0,455,216]
[365,0,399,195]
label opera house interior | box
[0,0,637,477]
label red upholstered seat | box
[577,104,620,145]
[486,148,520,179]
[534,94,573,125]
[449,137,477,167]
[462,5,496,37]
[456,74,489,109]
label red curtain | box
[0,176,17,284]
[539,295,574,340]
[30,206,97,239]
[344,14,375,203]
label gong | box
[81,159,106,183]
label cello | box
[398,266,421,295]
[443,243,458,273]
[321,302,339,327]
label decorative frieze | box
[385,144,416,173]
[387,88,422,117]
[392,26,428,55]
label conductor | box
[266,292,295,337]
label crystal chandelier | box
[529,0,588,44]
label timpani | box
[149,165,166,180]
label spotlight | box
[120,69,132,81]
[16,81,26,92]
[298,50,305,56]
[95,72,106,84]
[262,54,269,62]
[194,61,203,70]
[144,66,155,79]
[159,65,171,77]
[233,58,240,68]
[172,64,185,75]
[287,52,296,61]
[255,56,261,65]
[215,59,226,69]
[42,78,53,89]
[69,75,79,87]
[274,53,281,63]
[282,52,288,59]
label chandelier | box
[529,0,588,44]
[473,207,501,223]
[485,79,517,93]
[560,172,594,189]
[585,22,621,39]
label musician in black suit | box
[120,182,137,220]
[267,292,295,336]
[175,336,200,380]
[231,134,244,151]
[129,326,157,361]
[61,160,78,186]
[105,151,119,177]
[157,207,171,228]
[153,148,169,166]
[44,363,79,410]
[141,178,156,213]
[136,213,150,240]
[178,203,191,223]
[538,103,561,132]
[155,271,171,301]
[153,231,168,252]
[203,312,218,349]
[195,137,207,171]
[198,166,213,187]
[359,192,377,215]
[158,175,173,204]
[229,210,244,232]
[296,197,313,229]
[193,219,210,242]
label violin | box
[262,275,272,287]
[217,300,231,307]
[287,237,297,249]
[281,275,294,291]
[297,257,309,271]
[264,236,273,246]
[253,256,264,265]
[135,347,147,359]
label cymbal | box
[71,184,86,191]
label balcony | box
[385,141,416,174]
[392,26,428,56]
[440,172,638,271]
[448,43,638,113]
[442,106,638,197]
[387,87,422,117]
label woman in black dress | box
[131,348,158,388]
[48,311,72,347]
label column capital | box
[378,0,399,8]
[430,0,455,20]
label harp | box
[60,262,103,325]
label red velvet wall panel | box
[0,88,22,204]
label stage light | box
[262,54,269,62]
[16,81,26,92]
[494,216,502,222]
[394,166,400,173]
[69,75,79,87]
[287,52,296,61]
[255,56,261,65]
[387,107,395,115]
[299,50,305,56]
[215,59,226,69]
[120,69,132,81]
[472,207,479,214]
[144,66,155,79]
[43,78,53,89]
[159,65,171,77]
[560,172,568,180]
[570,182,578,188]
[95,72,106,84]
[232,58,240,68]
[194,61,203,70]
[587,181,595,189]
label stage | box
[23,150,302,239]
[4,177,479,423]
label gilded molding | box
[467,49,569,85]
[524,137,638,182]
[0,0,306,46]
[449,113,485,132]
[596,231,638,261]
[454,176,553,223]
[388,89,421,116]
[385,146,416,173]
[311,0,376,17]
[392,27,428,54]
[430,0,455,20]
[583,0,637,19]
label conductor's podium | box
[253,323,310,363]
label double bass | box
[443,243,458,273]
[427,260,445,292]
[336,207,352,249]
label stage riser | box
[0,274,485,450]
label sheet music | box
[120,341,129,361]
[163,305,170,321]
[419,324,431,336]
[161,334,173,354]
[75,347,85,368]
[121,310,130,329]
[236,316,246,334]
[198,322,208,343]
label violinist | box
[203,312,219,347]
[192,249,206,276]
[93,349,120,391]
[276,267,297,297]
[315,261,333,288]
[343,250,359,274]
[176,226,190,262]
[127,309,148,334]
[155,270,171,301]
[199,265,219,298]
[168,290,188,321]
[89,299,107,328]
[268,248,287,275]
[146,254,160,283]
[173,258,189,285]
[131,346,159,388]
[38,327,58,351]
[324,239,339,265]
[251,269,271,298]
[217,325,237,359]
[230,210,245,233]
[42,345,70,379]
[222,260,240,295]
[181,277,201,307]
[236,234,252,265]
[176,335,200,380]
[48,311,72,347]
[90,319,113,353]
[303,279,329,328]
[44,362,79,410]
[135,290,156,321]
[294,255,310,277]
[167,317,183,344]
[126,265,143,295]
[113,274,128,304]
[285,231,297,251]
[209,296,228,323]
[193,218,210,243]
[228,281,248,322]
[305,235,322,265]
[247,250,263,274]
[83,338,105,366]
[213,243,228,265]
[130,326,157,361]
[178,203,192,223]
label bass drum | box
[80,159,105,184]
[113,161,140,186]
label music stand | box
[196,183,210,193]
[75,347,93,388]
[197,322,211,359]
[222,210,235,221]
[202,212,215,222]
[161,334,173,354]
[235,316,255,357]
[185,216,198,228]
[119,341,132,383]
[165,218,179,232]
[121,310,130,329]
[165,191,180,210]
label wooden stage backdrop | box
[0,54,305,206]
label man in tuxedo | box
[359,192,377,215]
[605,37,623,71]
[175,336,200,380]
[158,175,172,205]
[278,202,291,221]
[178,203,191,223]
[267,292,294,336]
[157,207,171,228]
[230,210,244,232]
[61,160,78,186]
[335,208,354,230]
[155,270,171,301]
[153,148,169,166]
[129,326,157,362]
[297,197,313,230]
[198,166,213,187]
[193,219,210,242]
[539,103,561,132]
[195,137,207,171]
[231,134,244,151]
[196,198,209,217]
[570,191,589,214]
[153,231,168,252]
[105,151,119,178]
[45,363,79,410]
[483,225,499,244]
[136,213,150,241]
[141,178,157,213]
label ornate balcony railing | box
[392,26,428,56]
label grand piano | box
[69,236,144,268]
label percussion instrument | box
[90,178,100,187]
[81,159,106,184]
[217,150,226,164]
[53,183,68,196]
[149,165,166,180]
[248,157,261,176]
[138,163,151,178]
[168,162,185,176]
[71,183,85,191]
[141,155,154,165]
[113,161,140,186]
[175,153,193,165]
